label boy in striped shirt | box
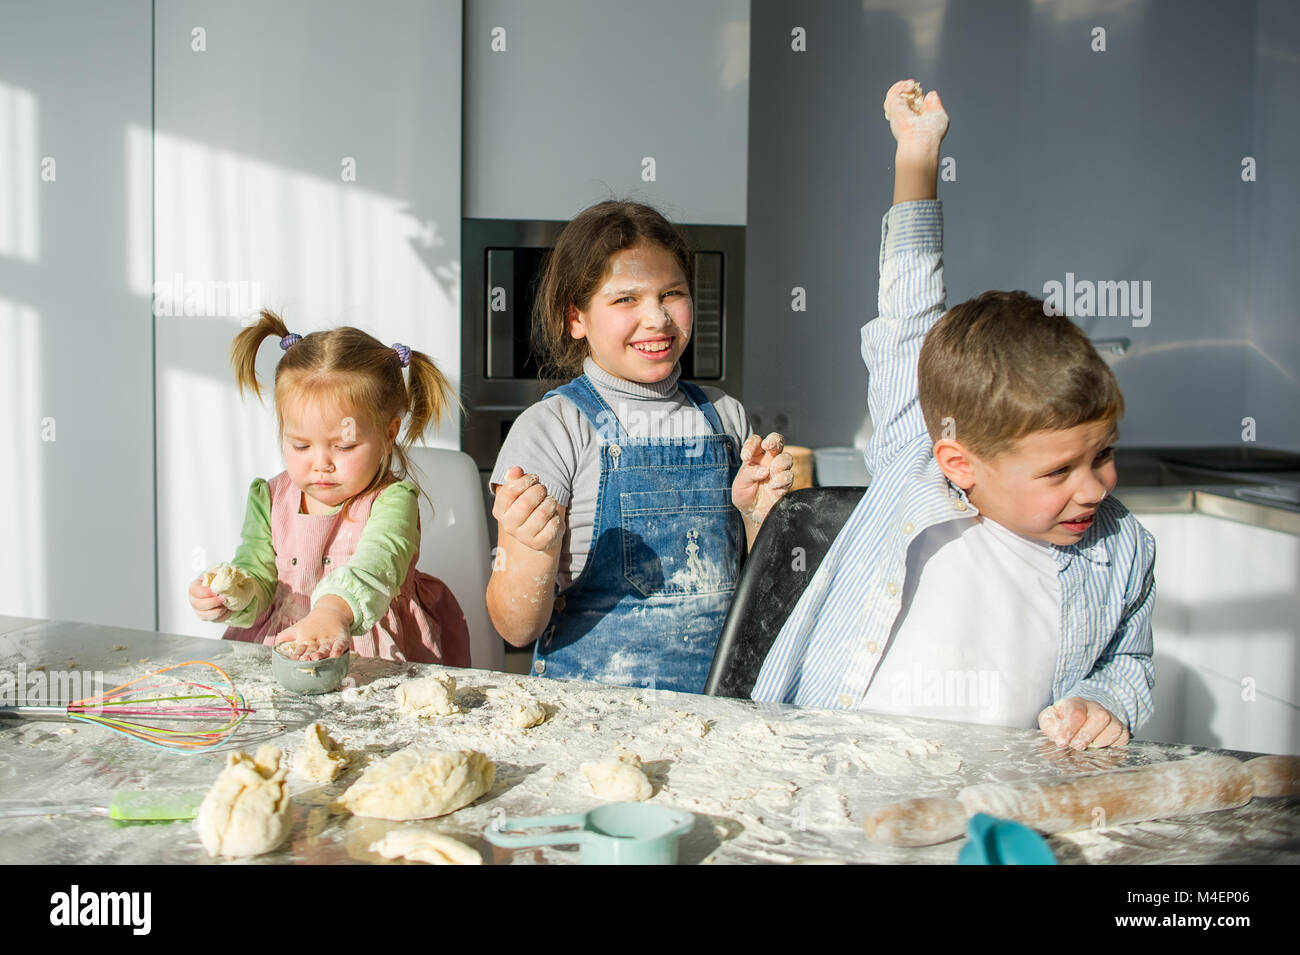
[751,81,1155,750]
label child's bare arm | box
[486,467,566,646]
[885,80,948,204]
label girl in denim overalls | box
[487,201,793,693]
[187,309,471,667]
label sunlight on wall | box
[720,18,750,92]
[861,0,949,59]
[1031,0,1138,24]
[0,82,45,616]
[125,124,151,297]
[0,81,40,262]
[0,299,47,616]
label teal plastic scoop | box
[958,813,1057,865]
[485,804,694,865]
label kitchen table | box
[1,618,1296,864]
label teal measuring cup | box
[485,804,695,864]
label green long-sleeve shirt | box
[226,478,422,636]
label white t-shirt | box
[859,515,1062,727]
[490,358,751,589]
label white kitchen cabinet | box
[1135,511,1299,755]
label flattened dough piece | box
[197,745,292,857]
[337,749,494,820]
[510,699,546,728]
[200,562,258,612]
[676,713,710,738]
[296,722,348,782]
[395,674,459,717]
[370,828,482,865]
[581,753,653,802]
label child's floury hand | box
[188,575,231,623]
[493,466,565,553]
[1039,697,1130,750]
[275,607,352,661]
[883,79,949,151]
[732,433,795,527]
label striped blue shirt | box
[751,201,1156,732]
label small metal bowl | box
[270,643,349,695]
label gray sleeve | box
[488,397,583,508]
[700,387,753,457]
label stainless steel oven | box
[461,218,746,521]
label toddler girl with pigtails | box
[188,308,471,666]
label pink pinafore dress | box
[223,472,470,665]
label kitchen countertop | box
[1112,446,1300,534]
[2,618,1297,865]
[1115,485,1300,535]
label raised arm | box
[862,81,950,476]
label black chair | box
[704,486,866,698]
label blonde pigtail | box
[403,350,461,448]
[231,308,293,401]
[386,349,460,523]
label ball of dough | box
[200,562,257,612]
[369,828,482,865]
[903,82,925,114]
[581,753,653,802]
[337,749,495,820]
[395,674,459,717]
[883,80,925,120]
[295,722,348,782]
[509,699,547,728]
[196,745,292,857]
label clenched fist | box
[732,433,795,528]
[493,466,565,553]
[1039,697,1130,750]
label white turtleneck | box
[490,358,751,588]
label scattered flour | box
[142,651,1240,865]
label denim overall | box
[532,375,744,694]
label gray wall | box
[745,0,1297,454]
[0,1,155,628]
[1246,0,1300,452]
[463,0,750,224]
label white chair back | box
[406,448,503,671]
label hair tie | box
[280,333,303,351]
[391,343,411,368]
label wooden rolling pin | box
[863,754,1300,847]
